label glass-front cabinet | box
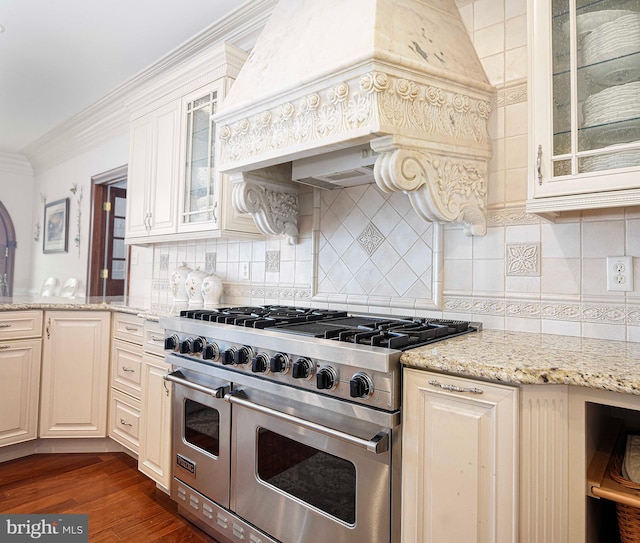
[179,84,220,230]
[527,0,640,213]
[177,80,260,238]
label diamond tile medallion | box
[316,184,438,308]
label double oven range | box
[160,306,478,543]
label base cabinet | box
[39,311,110,438]
[138,352,172,491]
[402,368,518,543]
[0,338,42,447]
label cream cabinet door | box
[40,311,111,438]
[138,353,172,491]
[125,114,153,240]
[402,369,518,543]
[147,101,179,236]
[125,101,179,242]
[0,338,41,447]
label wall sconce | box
[34,193,46,242]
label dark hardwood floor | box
[0,452,219,542]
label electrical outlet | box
[240,262,251,281]
[606,256,633,292]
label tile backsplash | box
[127,0,640,342]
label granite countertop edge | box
[401,328,640,396]
[0,297,162,320]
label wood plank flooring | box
[0,452,219,543]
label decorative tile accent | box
[487,208,541,227]
[315,185,440,310]
[357,222,385,256]
[444,295,640,327]
[205,252,217,273]
[506,243,540,276]
[496,82,528,107]
[159,254,169,271]
[266,251,281,273]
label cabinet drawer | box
[109,389,141,453]
[0,311,42,340]
[111,339,143,399]
[112,313,144,345]
[143,320,165,356]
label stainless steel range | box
[160,306,478,543]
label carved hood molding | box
[215,0,494,240]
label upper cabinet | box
[125,43,261,244]
[527,0,640,215]
[176,81,259,237]
[126,101,180,240]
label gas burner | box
[180,306,349,328]
[177,306,477,351]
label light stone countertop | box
[401,328,640,396]
[0,296,153,317]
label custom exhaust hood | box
[214,0,494,243]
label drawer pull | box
[0,344,10,349]
[119,418,133,427]
[428,379,484,394]
[0,324,12,328]
[121,366,135,373]
[125,326,139,332]
[149,335,163,343]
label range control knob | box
[251,353,269,373]
[202,342,218,360]
[316,366,337,390]
[292,358,314,379]
[221,347,237,366]
[234,346,252,365]
[192,337,204,354]
[270,353,289,373]
[349,372,373,398]
[164,334,179,351]
[179,337,196,354]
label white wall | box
[0,153,35,294]
[29,134,129,296]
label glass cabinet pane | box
[182,89,219,226]
[550,0,640,177]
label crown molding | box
[0,151,33,176]
[22,0,278,176]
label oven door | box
[227,387,393,543]
[166,367,231,508]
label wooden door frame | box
[0,201,16,296]
[87,165,128,297]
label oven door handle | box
[224,390,390,454]
[164,370,230,399]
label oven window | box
[184,399,219,456]
[256,428,356,524]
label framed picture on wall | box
[43,198,69,254]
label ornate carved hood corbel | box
[214,0,494,241]
[229,165,299,245]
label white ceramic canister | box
[201,274,223,307]
[170,264,193,302]
[185,269,208,307]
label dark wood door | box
[104,186,127,296]
[87,165,128,298]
